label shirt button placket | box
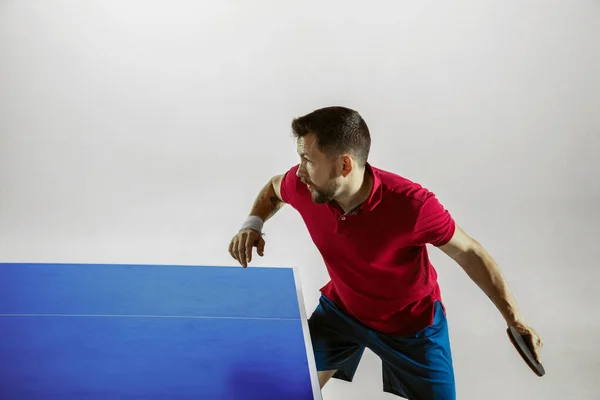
[338,214,348,235]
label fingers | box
[534,334,544,362]
[257,237,265,256]
[228,231,263,268]
[228,235,245,266]
[244,234,255,266]
[529,336,541,363]
[525,330,543,363]
[237,235,248,267]
[228,240,237,262]
[513,323,544,363]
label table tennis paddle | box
[506,326,545,377]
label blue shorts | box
[308,295,456,399]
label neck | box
[334,167,373,213]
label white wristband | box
[240,215,264,233]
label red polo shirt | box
[279,162,456,335]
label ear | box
[339,155,353,177]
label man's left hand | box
[509,320,544,363]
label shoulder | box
[279,164,308,206]
[372,165,456,246]
[280,164,300,191]
[372,166,435,208]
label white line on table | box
[0,313,300,321]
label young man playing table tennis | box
[228,106,543,399]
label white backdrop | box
[1,1,599,399]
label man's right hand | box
[228,229,265,268]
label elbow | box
[469,239,486,256]
[453,239,486,266]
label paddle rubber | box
[507,326,545,377]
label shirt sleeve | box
[279,164,301,207]
[411,191,456,247]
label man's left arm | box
[438,225,544,362]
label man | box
[228,106,543,399]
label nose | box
[296,167,309,185]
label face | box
[295,134,342,204]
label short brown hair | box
[291,106,371,167]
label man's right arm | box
[228,174,287,267]
[247,174,286,224]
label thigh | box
[369,301,456,400]
[308,295,367,382]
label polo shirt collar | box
[361,162,383,212]
[327,162,383,214]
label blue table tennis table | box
[0,263,322,399]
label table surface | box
[0,263,322,400]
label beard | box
[307,181,338,204]
[303,166,340,204]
